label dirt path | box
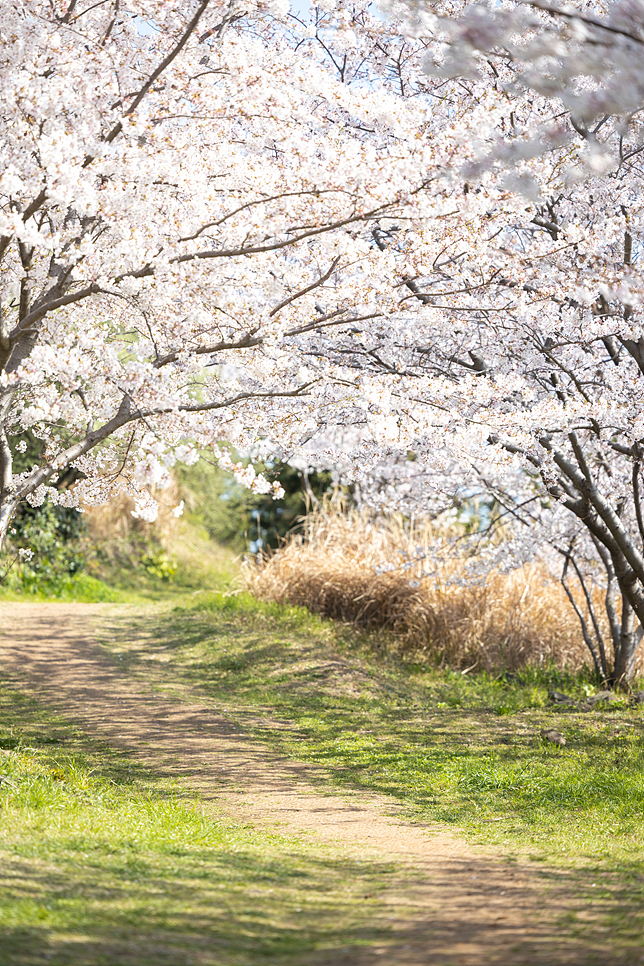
[0,602,631,966]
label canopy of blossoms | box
[1,0,476,523]
[3,0,644,677]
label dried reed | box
[245,504,588,672]
[83,480,182,546]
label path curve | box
[0,603,627,965]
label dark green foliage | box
[8,429,43,476]
[139,547,176,582]
[178,458,333,550]
[9,500,88,594]
[245,464,333,551]
[0,429,88,593]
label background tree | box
[178,455,333,551]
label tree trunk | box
[611,595,642,687]
[0,495,16,553]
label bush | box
[7,499,88,595]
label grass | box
[95,592,644,946]
[0,516,239,605]
[89,515,240,604]
[0,679,404,966]
[0,572,128,603]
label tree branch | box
[560,548,605,677]
[178,190,345,243]
[153,331,263,369]
[269,256,341,318]
[83,0,212,166]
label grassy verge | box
[0,513,240,605]
[99,593,644,945]
[0,679,400,966]
[0,572,129,603]
[87,517,240,604]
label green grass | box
[95,593,644,945]
[7,571,644,956]
[90,539,238,604]
[0,514,241,605]
[0,572,129,603]
[0,680,402,966]
[0,558,234,606]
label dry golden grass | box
[83,479,182,546]
[245,505,588,672]
[83,479,238,588]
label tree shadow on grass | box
[5,609,644,965]
[0,847,397,966]
[95,609,644,963]
[3,846,644,966]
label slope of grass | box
[0,572,128,603]
[0,680,400,966]
[96,594,644,947]
[0,515,239,605]
[90,516,240,603]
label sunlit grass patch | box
[105,598,644,886]
[0,681,397,966]
[0,572,127,603]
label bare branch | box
[633,460,644,545]
[175,381,318,415]
[560,548,605,677]
[569,552,608,676]
[178,190,345,243]
[286,310,384,338]
[269,256,341,318]
[153,331,263,369]
[526,1,644,46]
[538,435,644,589]
[10,282,104,340]
[60,0,79,22]
[68,0,112,22]
[83,0,212,166]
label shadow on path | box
[0,603,639,966]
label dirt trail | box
[0,602,631,965]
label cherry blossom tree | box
[351,0,644,683]
[0,0,459,534]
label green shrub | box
[140,548,176,582]
[8,500,88,595]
